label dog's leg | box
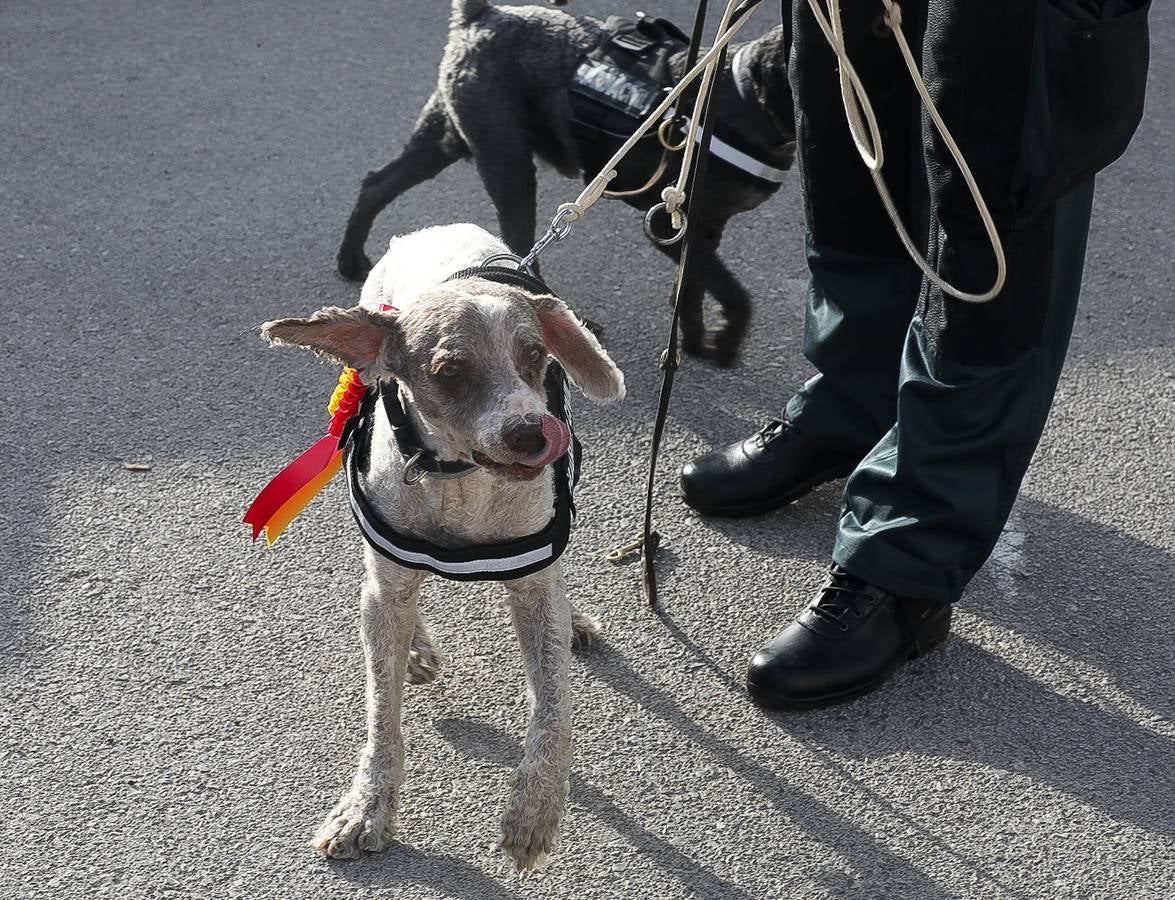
[653,238,709,359]
[312,555,425,858]
[477,154,538,258]
[697,242,752,368]
[455,116,537,257]
[337,92,468,281]
[653,224,750,367]
[500,565,573,870]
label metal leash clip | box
[520,207,575,273]
[604,535,645,563]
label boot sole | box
[747,611,953,711]
[681,464,855,518]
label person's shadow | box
[644,493,1175,844]
[576,642,1027,900]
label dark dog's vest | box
[569,15,689,139]
[568,14,790,184]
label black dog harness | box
[568,14,790,184]
[340,265,582,583]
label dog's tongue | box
[517,415,572,469]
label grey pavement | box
[2,2,1173,898]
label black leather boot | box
[679,419,861,516]
[747,564,951,709]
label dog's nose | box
[502,417,546,455]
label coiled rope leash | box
[806,0,1007,302]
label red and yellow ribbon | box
[243,367,367,546]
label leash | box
[637,0,760,606]
[512,0,1008,606]
[806,0,1007,302]
[519,0,764,274]
[514,0,766,604]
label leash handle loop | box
[805,0,1007,303]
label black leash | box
[639,0,761,607]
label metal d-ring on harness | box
[635,119,690,244]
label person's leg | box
[749,0,1109,708]
[680,0,924,516]
[782,0,925,452]
[833,0,1095,604]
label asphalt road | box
[2,2,1173,898]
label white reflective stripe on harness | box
[695,127,789,184]
[344,456,559,577]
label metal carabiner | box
[520,207,575,273]
[643,202,687,246]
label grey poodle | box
[337,0,795,366]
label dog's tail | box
[450,0,489,27]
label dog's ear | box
[260,306,402,377]
[530,295,625,404]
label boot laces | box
[809,565,874,630]
[751,418,789,449]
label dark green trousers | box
[778,0,1139,603]
[787,189,1093,603]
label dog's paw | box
[704,324,745,369]
[704,339,740,368]
[681,330,706,359]
[311,791,396,859]
[570,606,601,651]
[337,246,373,282]
[406,630,442,685]
[500,779,566,871]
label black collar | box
[448,259,553,296]
[336,385,478,483]
[383,387,480,484]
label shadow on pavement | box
[437,717,760,900]
[325,843,522,899]
[579,644,962,900]
[969,496,1175,721]
[648,495,1175,843]
[780,639,1175,841]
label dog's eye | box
[435,361,463,379]
[527,348,546,366]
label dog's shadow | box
[323,843,522,900]
[435,715,761,900]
